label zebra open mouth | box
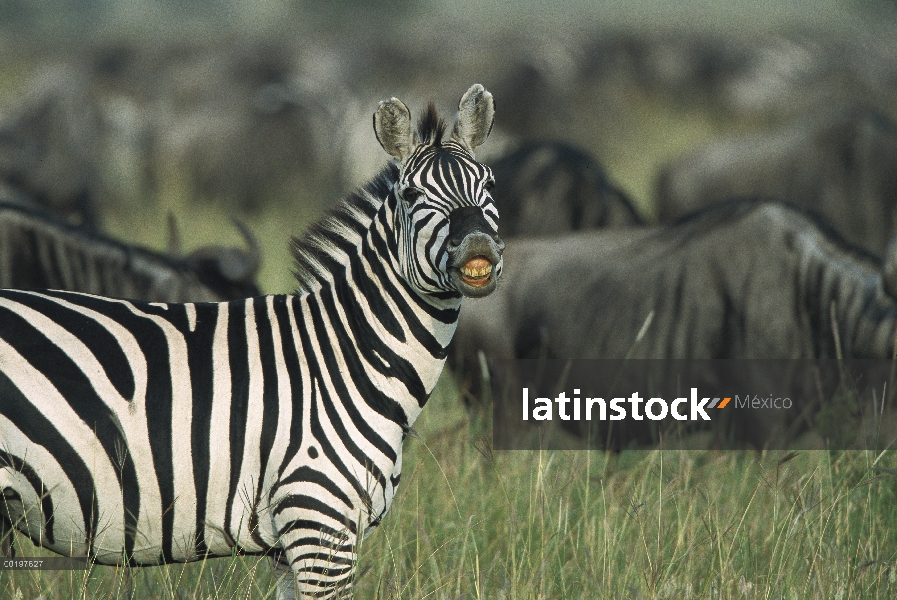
[446,225,503,297]
[459,256,493,287]
[451,251,500,298]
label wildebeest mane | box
[0,201,187,271]
[663,197,883,265]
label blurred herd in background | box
[3,0,897,436]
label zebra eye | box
[484,179,495,192]
[402,187,424,204]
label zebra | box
[0,84,501,599]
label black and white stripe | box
[0,84,500,599]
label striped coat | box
[0,84,501,599]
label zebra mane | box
[290,163,399,293]
[290,101,452,293]
[417,102,446,146]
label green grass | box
[4,373,897,599]
[350,375,897,600]
[0,546,280,599]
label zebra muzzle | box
[449,235,502,297]
[446,208,503,296]
[459,256,493,287]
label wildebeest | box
[490,141,643,236]
[454,199,897,448]
[0,202,261,302]
[655,107,897,255]
[0,46,376,221]
[454,199,897,393]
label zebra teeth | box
[459,256,493,286]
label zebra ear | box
[374,97,415,162]
[451,84,495,154]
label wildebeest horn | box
[166,212,182,255]
[229,217,262,281]
[185,218,262,284]
[883,235,897,299]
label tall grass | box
[354,374,897,600]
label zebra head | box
[374,84,504,298]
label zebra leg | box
[269,525,358,599]
[271,553,300,600]
[0,512,14,558]
[271,554,356,600]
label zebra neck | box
[296,226,461,429]
[289,165,463,425]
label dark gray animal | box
[454,199,897,391]
[655,107,897,256]
[491,141,642,236]
[165,213,263,300]
[0,202,261,302]
[454,199,897,448]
